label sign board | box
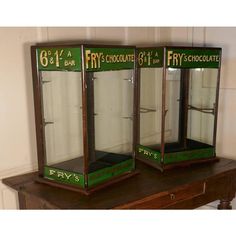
[44,166,85,187]
[37,48,81,71]
[166,48,221,68]
[137,48,163,68]
[137,145,161,164]
[85,47,135,71]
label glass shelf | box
[188,105,215,115]
[140,107,157,114]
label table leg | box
[217,199,232,210]
[18,192,26,209]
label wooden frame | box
[136,46,222,171]
[31,43,138,194]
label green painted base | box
[164,147,215,164]
[43,158,134,190]
[137,144,216,170]
[37,169,139,195]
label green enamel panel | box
[44,166,85,188]
[137,145,161,164]
[85,47,135,71]
[137,48,164,68]
[166,48,221,68]
[37,48,81,71]
[88,159,134,187]
[164,147,215,164]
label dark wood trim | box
[178,69,190,148]
[136,156,164,172]
[133,49,140,161]
[34,44,220,51]
[86,72,96,163]
[81,45,89,186]
[82,44,136,49]
[137,46,222,51]
[213,50,222,148]
[33,43,136,49]
[31,47,45,176]
[161,48,167,164]
[165,46,222,51]
[218,199,233,209]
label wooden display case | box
[31,43,138,194]
[136,46,222,171]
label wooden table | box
[2,157,236,209]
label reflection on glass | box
[164,68,218,153]
[86,70,134,173]
[41,71,84,173]
[187,68,218,146]
[165,68,181,145]
[139,68,162,149]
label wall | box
[0,27,235,209]
[163,27,236,209]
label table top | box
[2,157,236,209]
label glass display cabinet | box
[136,46,222,171]
[31,43,138,194]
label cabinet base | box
[36,170,139,195]
[136,156,219,172]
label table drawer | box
[22,193,58,209]
[116,182,206,209]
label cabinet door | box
[41,71,84,173]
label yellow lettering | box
[139,148,143,153]
[67,50,72,57]
[96,53,103,69]
[85,50,91,69]
[173,53,178,66]
[179,53,184,66]
[54,50,59,67]
[49,169,56,176]
[64,60,75,67]
[40,50,48,67]
[57,171,64,178]
[64,173,72,180]
[91,53,97,68]
[167,50,173,66]
[74,175,80,182]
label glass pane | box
[41,71,84,173]
[165,68,181,145]
[88,70,133,172]
[139,68,162,149]
[187,68,218,146]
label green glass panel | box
[166,48,221,68]
[88,159,134,187]
[137,145,161,164]
[37,48,81,71]
[164,147,215,164]
[85,47,135,71]
[137,48,164,68]
[44,166,85,188]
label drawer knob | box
[170,193,176,200]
